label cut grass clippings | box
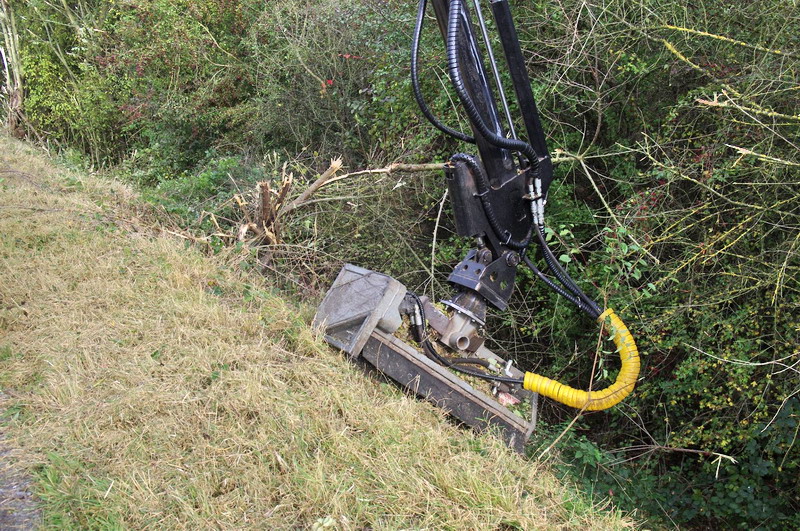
[0,135,631,529]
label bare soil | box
[0,394,40,531]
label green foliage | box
[534,399,800,529]
[17,0,462,171]
[20,51,67,134]
[17,1,130,165]
[146,154,266,231]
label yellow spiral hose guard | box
[522,309,639,411]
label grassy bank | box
[0,135,629,528]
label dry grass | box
[0,135,630,529]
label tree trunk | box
[1,0,25,138]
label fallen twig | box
[320,162,443,188]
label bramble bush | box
[500,1,800,527]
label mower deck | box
[313,264,537,453]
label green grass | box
[0,135,631,529]
[35,453,125,530]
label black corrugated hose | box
[412,0,475,143]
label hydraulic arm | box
[410,0,639,411]
[315,1,639,444]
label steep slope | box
[0,136,630,529]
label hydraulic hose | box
[534,224,602,319]
[409,293,638,410]
[521,253,593,317]
[522,308,640,411]
[451,153,532,249]
[412,0,475,143]
[446,0,540,171]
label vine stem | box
[557,149,660,264]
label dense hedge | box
[4,0,799,527]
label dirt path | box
[0,443,40,531]
[0,394,40,531]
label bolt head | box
[505,252,520,267]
